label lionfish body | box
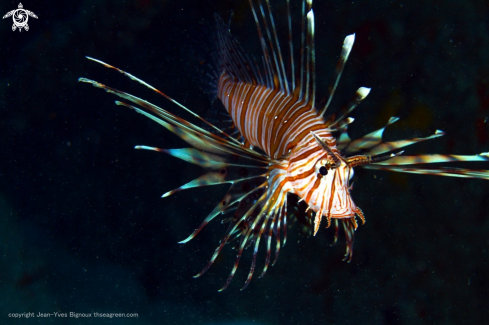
[80,0,489,290]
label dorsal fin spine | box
[258,1,284,92]
[299,0,306,102]
[264,0,290,95]
[248,0,277,87]
[306,9,316,110]
[286,0,295,91]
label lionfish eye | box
[319,166,328,175]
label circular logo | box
[13,9,28,29]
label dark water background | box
[1,0,488,324]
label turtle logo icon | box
[3,3,38,32]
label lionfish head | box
[287,131,372,236]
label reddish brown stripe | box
[289,147,322,165]
[285,168,316,184]
[326,173,337,221]
[305,175,322,203]
[270,96,304,155]
[239,84,257,136]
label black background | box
[1,0,488,324]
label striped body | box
[218,74,327,158]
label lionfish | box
[80,0,489,291]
